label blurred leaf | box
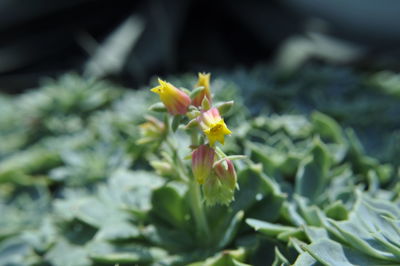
[0,237,41,266]
[311,111,345,144]
[189,248,249,266]
[45,240,91,266]
[216,211,244,250]
[88,241,165,264]
[151,185,189,229]
[84,15,144,78]
[246,219,295,237]
[302,239,395,266]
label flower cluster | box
[147,73,239,205]
[192,145,237,205]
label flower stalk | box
[143,73,244,242]
[189,178,210,241]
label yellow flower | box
[197,107,232,146]
[151,78,191,115]
[192,73,211,107]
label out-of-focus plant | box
[1,66,400,266]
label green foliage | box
[0,66,399,265]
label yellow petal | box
[151,86,162,94]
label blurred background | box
[2,2,400,265]
[2,0,400,92]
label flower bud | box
[214,159,237,190]
[151,78,191,115]
[150,160,173,176]
[192,73,211,107]
[192,145,215,184]
[204,159,237,206]
[197,107,232,146]
[137,116,165,144]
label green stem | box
[166,130,210,243]
[190,129,199,146]
[189,179,210,242]
[165,137,188,182]
[189,131,210,242]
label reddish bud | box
[192,145,215,184]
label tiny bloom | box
[197,107,232,146]
[192,73,211,107]
[151,78,191,115]
[192,145,215,184]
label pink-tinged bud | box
[204,159,237,206]
[197,107,232,146]
[214,159,237,190]
[192,73,212,107]
[151,78,191,115]
[192,145,215,184]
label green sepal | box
[149,102,167,112]
[190,86,205,99]
[216,101,234,115]
[201,97,211,111]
